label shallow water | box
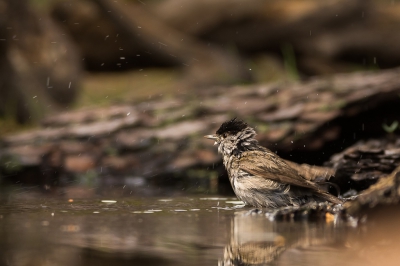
[0,193,400,266]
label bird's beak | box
[204,135,218,145]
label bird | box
[204,118,343,208]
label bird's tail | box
[316,181,341,196]
[316,190,344,204]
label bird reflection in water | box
[219,210,348,266]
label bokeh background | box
[3,0,400,125]
[1,0,400,197]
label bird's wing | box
[238,150,343,204]
[283,159,335,182]
[238,150,322,191]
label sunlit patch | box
[158,199,173,202]
[148,209,162,212]
[173,209,187,212]
[143,211,154,214]
[190,209,200,211]
[93,211,100,214]
[132,211,142,214]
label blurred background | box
[3,0,400,125]
[1,0,400,196]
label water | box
[0,194,400,265]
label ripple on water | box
[200,197,228,200]
[101,200,117,203]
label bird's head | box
[204,118,257,155]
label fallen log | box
[1,68,400,190]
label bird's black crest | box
[216,118,248,135]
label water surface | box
[0,195,399,265]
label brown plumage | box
[205,118,342,208]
